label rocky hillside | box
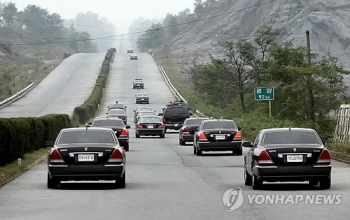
[168,0,350,71]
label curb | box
[330,150,350,164]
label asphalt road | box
[0,53,349,220]
[0,53,105,118]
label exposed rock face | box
[168,0,350,71]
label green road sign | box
[254,87,274,101]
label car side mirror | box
[189,112,193,116]
[126,125,131,129]
[45,140,54,147]
[162,108,165,111]
[158,113,163,116]
[125,106,127,108]
[237,127,241,131]
[242,141,253,148]
[322,141,325,145]
[135,95,137,97]
[87,122,92,125]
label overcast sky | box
[11,0,195,33]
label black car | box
[193,119,243,156]
[130,54,138,60]
[46,127,126,189]
[135,116,165,138]
[242,128,332,190]
[133,78,144,89]
[179,117,210,145]
[158,106,192,132]
[135,93,149,104]
[91,118,131,151]
[127,48,133,53]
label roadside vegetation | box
[154,25,350,155]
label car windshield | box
[108,109,125,114]
[92,119,124,127]
[140,117,161,123]
[185,118,209,126]
[109,104,124,109]
[262,131,321,145]
[139,112,156,116]
[137,93,148,97]
[202,121,236,129]
[57,130,116,144]
[164,107,189,117]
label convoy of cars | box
[45,51,333,191]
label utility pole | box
[306,30,311,64]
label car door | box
[245,131,261,175]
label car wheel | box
[319,175,331,189]
[135,133,140,138]
[196,146,202,156]
[193,146,196,154]
[244,169,252,186]
[47,173,59,189]
[252,172,263,190]
[160,133,165,138]
[124,143,129,151]
[236,148,243,156]
[179,139,185,146]
[115,172,126,189]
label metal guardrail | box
[158,66,206,117]
[0,82,35,109]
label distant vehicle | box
[91,117,130,151]
[127,48,133,53]
[133,107,156,122]
[133,78,144,89]
[178,117,210,145]
[135,116,165,138]
[46,127,126,189]
[148,49,153,55]
[108,103,127,111]
[130,54,138,60]
[158,106,192,132]
[193,119,243,156]
[242,128,331,190]
[135,93,149,104]
[107,108,127,125]
[134,111,158,123]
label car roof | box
[61,127,113,132]
[201,119,234,123]
[186,117,209,120]
[261,128,316,133]
[137,93,148,95]
[94,117,123,121]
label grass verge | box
[0,147,50,188]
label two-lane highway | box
[0,52,349,220]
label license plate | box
[215,135,226,140]
[287,155,303,162]
[78,154,94,162]
[137,84,140,86]
[148,125,153,128]
[141,98,144,100]
[174,124,179,127]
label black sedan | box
[179,117,209,145]
[135,93,149,104]
[46,127,126,189]
[193,119,243,156]
[242,128,332,190]
[135,116,165,138]
[91,118,130,151]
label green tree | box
[137,23,165,52]
[1,2,17,25]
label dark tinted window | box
[164,107,189,117]
[202,121,236,129]
[140,117,161,123]
[57,130,116,144]
[92,120,124,127]
[185,118,209,126]
[262,131,321,145]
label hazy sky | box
[11,0,195,33]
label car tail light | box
[182,127,189,133]
[317,149,331,163]
[158,124,164,129]
[163,117,167,123]
[49,148,64,163]
[137,125,143,129]
[258,150,273,164]
[198,132,207,141]
[108,149,123,163]
[233,131,242,140]
[120,129,128,137]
